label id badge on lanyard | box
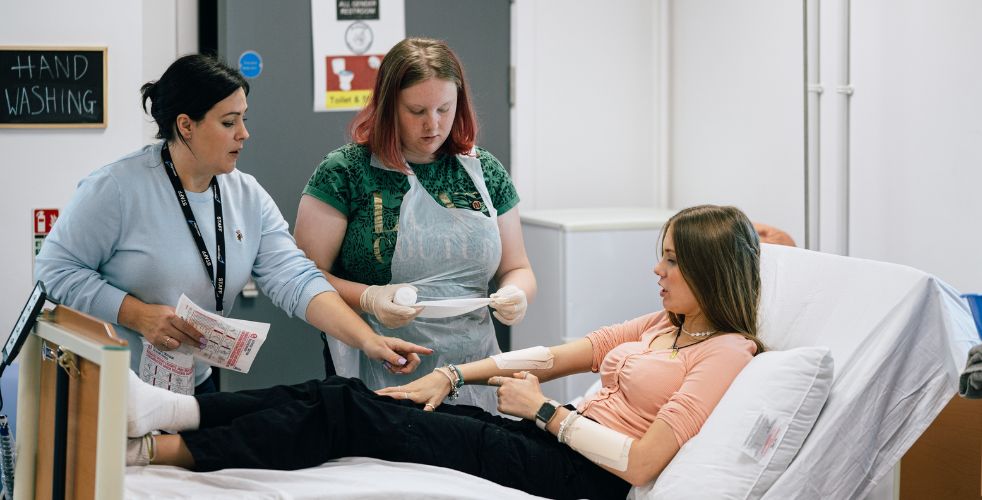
[161,144,226,312]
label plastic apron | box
[329,152,502,411]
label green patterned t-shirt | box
[302,143,520,285]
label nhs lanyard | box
[161,144,226,312]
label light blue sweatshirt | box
[35,142,334,385]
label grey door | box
[217,0,510,391]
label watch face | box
[536,400,558,424]
[344,21,374,55]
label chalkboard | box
[0,47,107,128]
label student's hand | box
[753,222,797,247]
[488,371,547,420]
[128,302,205,351]
[489,285,528,325]
[376,370,452,411]
[359,284,424,328]
[360,335,432,375]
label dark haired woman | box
[34,54,430,395]
[127,204,764,500]
[294,38,536,411]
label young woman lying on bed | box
[125,204,765,500]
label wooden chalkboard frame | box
[0,46,108,129]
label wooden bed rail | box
[15,305,129,500]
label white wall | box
[0,0,144,334]
[0,0,192,337]
[668,0,806,243]
[666,0,982,293]
[510,0,663,211]
[849,0,982,293]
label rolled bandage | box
[562,414,634,471]
[491,346,554,370]
[393,287,418,306]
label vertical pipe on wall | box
[836,0,853,255]
[657,0,671,209]
[803,0,822,250]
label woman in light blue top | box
[34,54,430,394]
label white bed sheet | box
[756,244,977,499]
[125,457,545,499]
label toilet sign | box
[33,208,59,259]
[310,0,405,112]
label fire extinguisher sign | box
[33,208,59,258]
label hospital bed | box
[13,244,977,499]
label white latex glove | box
[489,285,528,326]
[360,284,423,329]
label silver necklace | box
[681,324,717,338]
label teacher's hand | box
[360,335,432,375]
[136,304,206,351]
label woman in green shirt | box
[295,38,536,411]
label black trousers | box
[185,376,631,500]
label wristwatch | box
[535,400,561,430]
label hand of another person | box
[360,335,432,375]
[376,370,452,411]
[489,371,547,420]
[489,285,528,325]
[137,304,205,351]
[753,222,797,247]
[359,284,424,328]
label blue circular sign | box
[238,51,262,79]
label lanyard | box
[161,144,226,312]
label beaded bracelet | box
[557,411,580,444]
[434,367,460,400]
[447,363,465,389]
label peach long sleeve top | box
[579,311,756,447]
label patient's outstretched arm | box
[377,338,595,410]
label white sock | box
[127,370,201,437]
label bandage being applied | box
[491,346,554,369]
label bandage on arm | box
[491,346,554,369]
[562,414,634,472]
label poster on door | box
[310,0,405,112]
[33,208,59,264]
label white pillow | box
[630,346,834,500]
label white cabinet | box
[513,208,674,403]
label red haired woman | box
[294,38,536,412]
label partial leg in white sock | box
[127,370,201,437]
